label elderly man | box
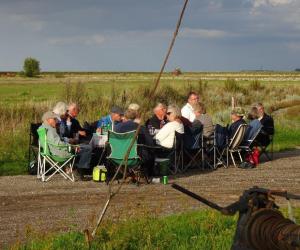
[215,107,246,148]
[96,106,124,132]
[39,111,92,180]
[145,103,168,130]
[255,103,274,146]
[181,91,200,122]
[68,103,86,138]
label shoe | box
[73,169,85,181]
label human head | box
[192,102,206,117]
[187,91,199,105]
[124,109,137,121]
[53,102,68,119]
[231,107,245,122]
[128,103,141,118]
[166,105,181,122]
[153,103,167,119]
[42,111,60,128]
[255,103,265,117]
[110,106,124,122]
[248,107,259,120]
[68,103,80,118]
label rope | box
[89,0,190,240]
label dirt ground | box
[1,150,300,248]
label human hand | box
[79,130,86,136]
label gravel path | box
[1,150,300,248]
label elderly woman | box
[154,105,184,149]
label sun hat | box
[231,107,245,117]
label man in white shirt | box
[181,91,200,122]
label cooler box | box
[154,158,170,176]
[93,165,107,182]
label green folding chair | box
[37,127,76,182]
[107,130,147,184]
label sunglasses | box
[166,112,172,115]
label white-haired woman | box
[154,105,184,148]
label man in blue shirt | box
[96,106,124,132]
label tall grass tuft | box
[224,78,241,92]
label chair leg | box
[238,151,243,163]
[230,152,236,167]
[226,148,229,168]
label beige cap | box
[231,107,245,117]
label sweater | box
[155,121,184,148]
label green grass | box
[10,208,300,250]
[12,210,236,250]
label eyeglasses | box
[166,112,172,115]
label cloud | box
[180,28,232,39]
[48,34,105,46]
[9,13,45,31]
[286,42,300,51]
[252,0,294,8]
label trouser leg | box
[77,144,93,169]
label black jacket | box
[228,119,247,139]
[145,115,167,130]
[260,113,274,135]
[114,120,154,146]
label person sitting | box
[215,107,246,148]
[228,107,247,138]
[245,107,262,141]
[192,102,214,138]
[96,106,124,132]
[66,103,88,142]
[128,103,141,124]
[114,109,153,145]
[114,109,155,176]
[255,103,274,147]
[53,101,71,143]
[155,105,184,149]
[181,91,200,122]
[145,103,168,131]
[39,111,92,180]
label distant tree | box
[23,57,40,77]
[295,68,300,72]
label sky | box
[0,0,299,71]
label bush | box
[224,78,241,92]
[23,57,40,77]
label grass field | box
[0,72,300,175]
[10,208,300,250]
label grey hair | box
[53,102,68,116]
[128,103,140,111]
[167,104,181,118]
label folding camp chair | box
[28,123,42,175]
[183,131,203,171]
[217,124,248,168]
[37,127,76,182]
[106,130,149,185]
